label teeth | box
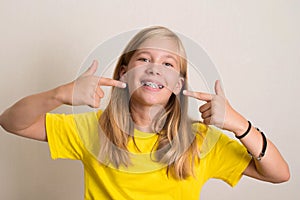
[144,82,158,89]
[142,81,164,89]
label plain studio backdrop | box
[0,0,299,199]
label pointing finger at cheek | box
[99,77,127,88]
[183,90,213,102]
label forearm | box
[183,79,290,183]
[234,118,290,183]
[0,84,70,133]
[0,60,124,138]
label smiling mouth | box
[141,81,164,89]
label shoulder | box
[192,122,222,144]
[47,110,103,151]
[192,122,234,159]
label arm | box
[0,60,126,142]
[233,119,290,183]
[183,80,290,183]
[0,87,65,141]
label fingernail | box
[121,83,127,88]
[183,90,187,95]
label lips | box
[140,79,164,89]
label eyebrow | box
[135,50,179,63]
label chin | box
[130,88,171,106]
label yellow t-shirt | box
[46,111,251,200]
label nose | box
[145,64,162,76]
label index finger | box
[98,77,127,88]
[183,90,213,101]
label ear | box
[119,65,127,82]
[173,77,184,95]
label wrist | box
[232,118,249,137]
[53,82,74,105]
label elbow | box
[282,172,291,183]
[271,166,291,184]
[271,175,290,184]
[276,171,290,183]
[0,114,4,130]
[0,115,17,134]
[278,162,291,183]
[0,115,8,133]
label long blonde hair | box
[99,26,202,179]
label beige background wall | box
[0,0,299,199]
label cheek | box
[126,74,139,93]
[164,70,181,91]
[125,67,145,94]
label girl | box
[0,26,290,199]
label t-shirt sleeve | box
[46,113,84,160]
[205,127,252,187]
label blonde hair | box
[99,26,203,179]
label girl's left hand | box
[183,80,248,134]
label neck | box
[130,103,165,133]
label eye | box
[163,62,174,68]
[138,57,150,63]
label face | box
[120,37,184,107]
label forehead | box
[137,36,179,55]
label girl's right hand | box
[60,60,126,108]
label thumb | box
[214,80,225,96]
[82,60,98,76]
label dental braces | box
[142,81,164,89]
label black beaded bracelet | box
[245,127,268,161]
[255,127,267,161]
[235,121,252,139]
